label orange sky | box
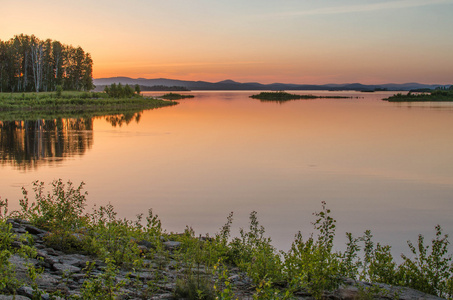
[2,0,453,84]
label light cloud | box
[102,61,264,68]
[269,0,453,17]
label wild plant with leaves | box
[1,180,452,299]
[283,201,343,299]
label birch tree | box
[31,36,44,92]
[0,34,94,93]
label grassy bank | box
[0,91,177,117]
[0,180,452,299]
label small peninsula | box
[250,91,352,101]
[0,89,177,119]
[0,34,177,119]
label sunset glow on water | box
[1,91,452,255]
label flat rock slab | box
[335,279,445,300]
[52,263,82,275]
[163,241,181,250]
[0,296,31,300]
[128,271,155,280]
[58,254,92,268]
[36,273,61,290]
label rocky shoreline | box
[2,218,444,300]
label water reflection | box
[0,112,143,170]
[391,102,453,112]
[105,112,142,127]
[0,119,93,170]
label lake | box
[1,91,452,256]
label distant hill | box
[93,77,446,92]
[93,84,189,92]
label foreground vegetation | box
[250,91,352,102]
[385,88,453,102]
[0,180,452,299]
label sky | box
[2,0,453,84]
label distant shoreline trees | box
[104,83,141,98]
[0,34,94,93]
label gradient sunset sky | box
[2,0,453,84]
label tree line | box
[104,83,141,98]
[0,34,94,93]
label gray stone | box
[11,241,23,248]
[71,273,86,281]
[24,224,47,235]
[333,279,444,300]
[45,248,59,256]
[163,241,181,250]
[52,263,81,275]
[0,295,31,300]
[137,240,154,249]
[58,253,91,268]
[8,254,35,285]
[6,219,17,225]
[150,294,174,299]
[42,255,60,267]
[36,273,61,290]
[128,271,155,281]
[17,286,35,298]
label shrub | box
[56,85,63,97]
[283,202,342,299]
[87,203,143,267]
[13,179,88,232]
[229,211,282,285]
[398,225,453,298]
[78,258,127,300]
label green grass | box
[0,91,177,118]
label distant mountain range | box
[93,77,446,92]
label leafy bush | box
[14,179,88,232]
[0,198,38,294]
[87,203,143,267]
[0,220,20,293]
[12,180,89,252]
[78,259,127,300]
[283,202,342,299]
[398,225,453,298]
[229,211,282,285]
[1,181,452,299]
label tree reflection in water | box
[105,112,141,127]
[0,112,142,170]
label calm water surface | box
[1,91,452,255]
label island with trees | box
[250,91,352,102]
[159,93,195,100]
[384,86,453,102]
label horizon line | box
[93,76,449,87]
